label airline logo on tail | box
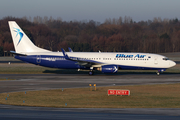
[14,28,23,46]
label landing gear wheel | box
[157,72,160,76]
[89,71,94,75]
[157,70,161,76]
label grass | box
[0,78,15,81]
[0,84,180,108]
[0,63,56,74]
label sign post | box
[94,84,96,91]
[89,84,92,91]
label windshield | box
[163,58,169,61]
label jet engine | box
[97,65,118,73]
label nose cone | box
[170,60,176,67]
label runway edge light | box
[94,84,96,91]
[108,89,130,96]
[89,84,92,91]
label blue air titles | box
[116,54,146,58]
[116,54,133,58]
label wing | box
[61,48,102,67]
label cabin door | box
[154,57,158,64]
[36,55,41,63]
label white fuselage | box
[18,52,176,70]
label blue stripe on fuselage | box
[15,55,102,69]
[15,55,85,69]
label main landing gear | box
[89,67,94,75]
[89,70,94,75]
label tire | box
[89,71,94,75]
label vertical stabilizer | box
[8,21,50,53]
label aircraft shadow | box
[43,69,178,75]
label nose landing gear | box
[157,72,160,76]
[156,69,166,76]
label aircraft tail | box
[8,21,50,53]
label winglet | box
[68,47,73,52]
[61,48,71,60]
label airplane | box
[8,21,176,75]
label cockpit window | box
[163,58,169,61]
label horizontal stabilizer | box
[10,51,27,56]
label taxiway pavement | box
[0,74,180,119]
[1,74,180,93]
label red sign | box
[108,89,130,96]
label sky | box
[0,0,180,23]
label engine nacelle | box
[97,65,118,73]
